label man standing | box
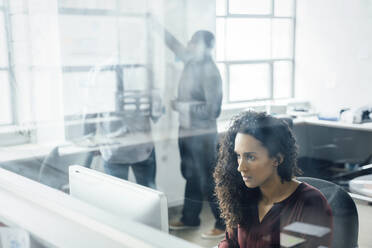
[162,27,225,238]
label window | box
[58,1,152,118]
[216,0,295,103]
[0,0,156,141]
[0,4,12,125]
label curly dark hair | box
[214,111,301,230]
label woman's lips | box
[242,175,252,181]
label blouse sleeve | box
[300,192,333,248]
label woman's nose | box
[237,159,247,172]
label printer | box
[340,105,372,124]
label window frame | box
[0,1,16,127]
[216,0,297,104]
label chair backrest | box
[298,177,359,248]
[280,117,294,129]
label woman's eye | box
[246,155,255,161]
[236,154,255,161]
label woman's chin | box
[244,180,257,188]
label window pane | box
[216,0,226,16]
[58,0,116,10]
[229,64,270,101]
[226,18,271,60]
[118,17,147,64]
[0,72,12,124]
[274,61,292,98]
[62,71,116,116]
[59,15,119,66]
[274,0,294,17]
[0,11,9,67]
[272,19,293,58]
[229,0,271,15]
[216,18,225,61]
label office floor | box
[355,200,372,248]
[169,202,221,248]
[169,199,372,248]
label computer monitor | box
[69,165,169,232]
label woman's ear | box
[274,153,284,167]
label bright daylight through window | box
[216,0,295,103]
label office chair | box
[298,177,359,248]
[280,117,294,129]
[38,146,94,191]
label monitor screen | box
[69,165,169,232]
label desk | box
[0,120,234,165]
[0,142,98,164]
[293,118,372,164]
[218,116,372,163]
[294,117,372,132]
[1,117,371,163]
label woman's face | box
[234,133,278,188]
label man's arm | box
[149,15,191,63]
[164,30,192,63]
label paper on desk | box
[280,233,306,248]
[283,222,330,238]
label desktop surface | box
[0,167,203,248]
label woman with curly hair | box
[214,111,332,248]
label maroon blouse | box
[218,183,333,248]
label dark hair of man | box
[192,30,215,49]
[214,111,302,231]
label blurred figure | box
[81,60,160,189]
[152,16,225,239]
[99,111,157,189]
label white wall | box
[295,0,372,114]
[186,0,216,37]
